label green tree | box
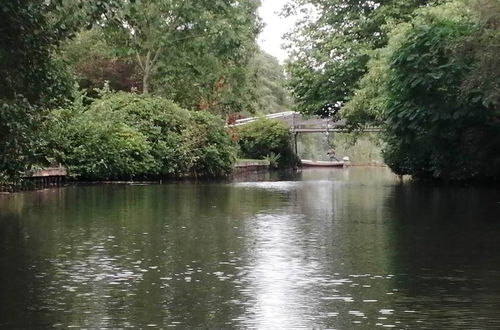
[0,0,127,181]
[284,0,437,116]
[251,51,293,114]
[345,1,500,182]
[0,0,73,180]
[102,0,261,115]
[457,0,500,108]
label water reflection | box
[0,168,500,328]
[231,170,400,328]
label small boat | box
[301,159,346,168]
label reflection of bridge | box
[229,111,381,133]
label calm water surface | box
[1,168,500,329]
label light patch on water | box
[321,296,354,302]
[349,311,365,317]
[232,181,302,191]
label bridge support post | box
[294,132,298,155]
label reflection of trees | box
[386,183,500,273]
[296,168,399,273]
[0,183,291,327]
[381,184,500,328]
[0,205,55,327]
[3,170,498,328]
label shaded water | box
[1,168,500,329]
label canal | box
[1,167,500,328]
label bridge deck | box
[228,111,380,133]
[293,127,382,133]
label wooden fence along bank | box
[0,162,272,193]
[0,167,67,193]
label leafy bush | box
[43,92,237,180]
[263,152,282,169]
[383,12,500,182]
[88,92,190,176]
[44,103,154,180]
[182,111,237,177]
[236,118,299,168]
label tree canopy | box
[0,0,72,178]
[284,0,438,116]
[2,0,499,183]
[251,51,293,114]
[98,0,262,114]
[0,0,264,181]
[284,0,500,182]
[344,0,500,181]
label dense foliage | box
[0,1,73,180]
[252,51,293,114]
[62,0,262,115]
[60,30,142,96]
[44,92,236,180]
[236,118,299,168]
[344,1,500,182]
[9,0,497,183]
[0,0,270,183]
[284,0,500,182]
[0,0,144,181]
[284,0,438,116]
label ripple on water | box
[3,167,500,329]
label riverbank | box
[233,159,270,174]
[0,160,273,193]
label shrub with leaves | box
[88,92,190,176]
[44,101,154,180]
[43,92,237,180]
[182,111,237,178]
[237,118,299,168]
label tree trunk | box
[143,70,149,95]
[142,50,151,95]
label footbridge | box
[228,111,381,155]
[228,111,380,133]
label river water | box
[1,168,500,329]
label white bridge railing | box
[227,111,380,133]
[228,111,299,127]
